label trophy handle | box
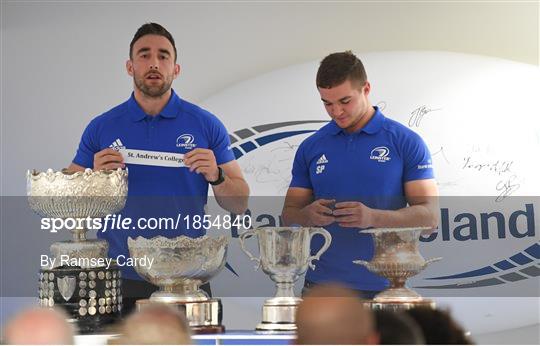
[425,257,442,265]
[307,228,332,270]
[239,229,261,270]
[352,259,372,271]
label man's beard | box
[134,73,173,98]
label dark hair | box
[130,23,177,62]
[316,51,367,89]
[405,307,474,344]
[375,310,425,344]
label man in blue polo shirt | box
[282,51,438,298]
[68,23,249,313]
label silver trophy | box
[239,227,332,331]
[353,227,441,309]
[128,235,228,333]
[27,168,128,332]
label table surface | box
[75,330,296,345]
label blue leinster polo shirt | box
[290,107,434,290]
[73,90,235,279]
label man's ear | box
[363,81,371,96]
[174,64,181,79]
[126,60,134,77]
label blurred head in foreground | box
[406,307,474,344]
[295,283,379,345]
[374,309,425,344]
[3,307,75,345]
[112,303,192,345]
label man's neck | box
[346,105,376,133]
[133,88,172,116]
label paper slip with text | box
[118,148,186,168]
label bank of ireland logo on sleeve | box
[176,134,197,150]
[316,154,328,174]
[370,146,391,163]
[418,159,433,170]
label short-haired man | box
[68,23,249,313]
[282,51,438,297]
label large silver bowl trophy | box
[239,227,332,332]
[354,227,441,310]
[27,168,127,333]
[128,235,228,333]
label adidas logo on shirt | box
[109,138,125,150]
[316,154,328,165]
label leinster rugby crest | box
[370,146,391,163]
[176,134,197,150]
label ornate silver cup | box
[28,168,128,266]
[27,168,128,332]
[239,227,332,331]
[128,235,228,333]
[353,227,441,309]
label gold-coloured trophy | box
[354,227,441,310]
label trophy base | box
[191,325,226,334]
[256,321,297,332]
[256,299,300,331]
[39,265,122,334]
[374,287,422,301]
[136,298,224,334]
[365,287,436,310]
[367,299,436,311]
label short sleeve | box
[72,117,101,168]
[289,143,313,189]
[402,131,435,182]
[209,117,235,165]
